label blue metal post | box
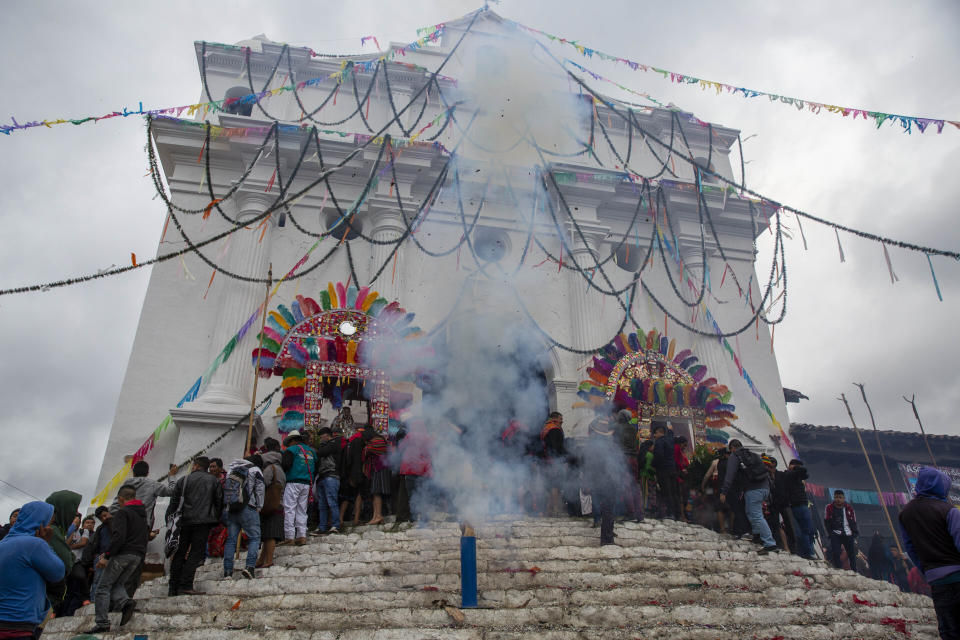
[460,535,478,608]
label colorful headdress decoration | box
[576,329,736,441]
[251,282,427,435]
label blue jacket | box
[900,467,960,583]
[0,501,66,625]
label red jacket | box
[824,502,859,537]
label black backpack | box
[736,449,769,484]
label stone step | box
[73,584,932,619]
[44,601,938,638]
[131,559,922,604]
[38,622,942,640]
[154,549,899,591]
[45,516,937,640]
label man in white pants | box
[280,431,316,545]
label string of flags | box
[504,17,959,135]
[0,23,453,137]
[805,482,910,507]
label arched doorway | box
[576,329,735,448]
[250,281,431,435]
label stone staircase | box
[44,517,938,639]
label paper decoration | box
[805,481,909,507]
[1,23,453,137]
[505,17,958,135]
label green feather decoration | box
[258,336,281,353]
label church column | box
[196,190,275,406]
[367,208,407,303]
[555,223,609,437]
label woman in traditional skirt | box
[256,441,286,568]
[363,429,391,525]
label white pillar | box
[196,191,275,406]
[557,224,608,436]
[367,208,406,302]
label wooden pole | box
[839,393,903,554]
[904,394,937,467]
[246,265,272,457]
[854,383,900,500]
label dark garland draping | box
[3,5,954,343]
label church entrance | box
[251,281,430,436]
[576,329,736,449]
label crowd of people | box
[2,404,959,638]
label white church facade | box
[94,10,792,500]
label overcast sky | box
[0,0,957,515]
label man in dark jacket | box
[764,456,795,553]
[312,428,344,535]
[720,439,777,554]
[651,423,683,521]
[166,456,224,596]
[82,506,112,601]
[784,459,816,559]
[583,416,623,545]
[85,485,148,634]
[899,466,960,638]
[824,490,859,571]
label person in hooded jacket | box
[85,485,148,634]
[0,501,64,639]
[43,490,80,611]
[899,466,960,638]
[222,456,265,580]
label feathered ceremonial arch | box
[251,282,428,435]
[576,329,735,446]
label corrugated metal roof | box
[790,423,960,442]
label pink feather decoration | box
[355,286,370,310]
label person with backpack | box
[311,428,344,535]
[720,439,778,555]
[256,438,286,568]
[165,456,224,596]
[221,456,265,580]
[280,431,316,546]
